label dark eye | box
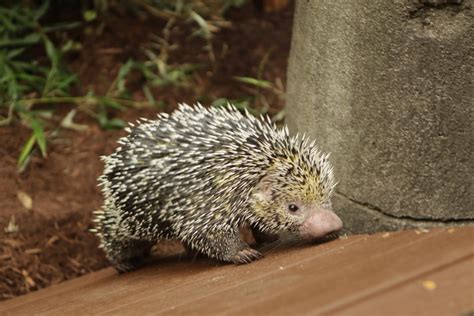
[288,204,299,212]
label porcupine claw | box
[231,248,263,264]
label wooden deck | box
[1,226,473,315]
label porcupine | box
[92,103,343,272]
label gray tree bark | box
[285,0,473,233]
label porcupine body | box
[93,103,342,272]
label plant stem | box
[0,102,15,126]
[1,96,151,109]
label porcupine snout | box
[299,208,342,240]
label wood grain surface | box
[1,227,473,316]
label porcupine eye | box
[288,204,299,212]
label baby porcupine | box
[93,103,342,272]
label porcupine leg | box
[188,227,263,264]
[103,238,155,273]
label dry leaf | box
[421,280,437,290]
[415,228,430,235]
[45,235,60,247]
[17,191,33,210]
[22,270,36,288]
[25,248,42,255]
[4,215,19,233]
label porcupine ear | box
[256,175,275,200]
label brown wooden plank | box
[0,227,472,316]
[331,255,474,316]
[0,268,117,311]
[0,235,365,315]
[101,237,366,316]
[153,227,473,315]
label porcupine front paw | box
[231,247,263,264]
[114,256,147,273]
[111,255,150,273]
[105,239,155,273]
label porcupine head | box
[247,136,342,243]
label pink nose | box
[299,209,343,239]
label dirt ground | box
[0,3,294,300]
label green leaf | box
[83,10,97,22]
[100,117,126,130]
[43,37,59,66]
[43,21,82,33]
[211,97,251,110]
[28,117,47,157]
[221,0,246,11]
[233,99,252,111]
[100,97,125,110]
[0,33,41,48]
[142,85,156,107]
[116,59,135,92]
[17,133,36,171]
[54,73,77,93]
[34,0,51,21]
[233,76,273,89]
[7,47,25,59]
[107,118,126,128]
[211,98,232,108]
[97,112,108,127]
[189,10,211,39]
[61,40,82,53]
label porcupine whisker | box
[191,251,199,264]
[258,240,285,255]
[258,235,300,255]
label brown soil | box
[0,3,294,300]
